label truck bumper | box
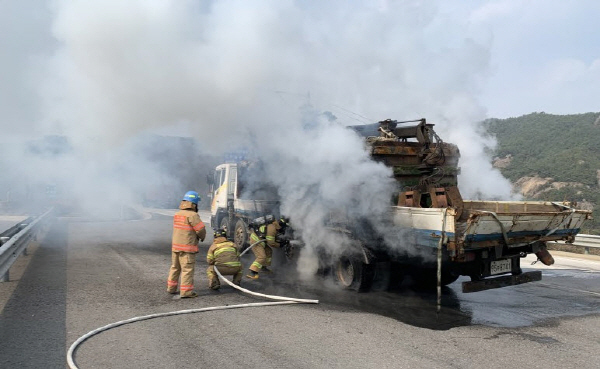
[462,270,542,293]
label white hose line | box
[213,265,319,304]
[240,237,267,257]
[67,238,318,369]
[67,301,298,369]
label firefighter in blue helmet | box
[183,191,200,204]
[167,191,206,298]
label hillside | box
[484,112,600,234]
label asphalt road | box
[0,213,599,369]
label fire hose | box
[66,239,318,369]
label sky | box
[440,1,600,118]
[1,1,598,133]
[1,0,598,218]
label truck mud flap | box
[462,271,542,293]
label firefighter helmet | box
[182,190,200,204]
[213,228,227,238]
[278,216,289,227]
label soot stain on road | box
[242,272,473,331]
[242,265,600,331]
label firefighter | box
[167,191,206,298]
[246,216,288,279]
[206,228,242,289]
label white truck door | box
[211,166,228,215]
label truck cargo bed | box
[391,201,591,251]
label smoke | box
[257,113,396,277]
[1,2,516,263]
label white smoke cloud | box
[1,1,518,259]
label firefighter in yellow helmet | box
[167,191,206,298]
[246,216,288,279]
[206,228,242,289]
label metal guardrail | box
[548,234,600,254]
[0,208,53,282]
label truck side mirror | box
[206,174,214,185]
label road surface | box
[0,211,598,368]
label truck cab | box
[209,163,237,229]
[208,161,280,248]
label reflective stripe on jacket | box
[250,221,281,248]
[172,201,206,253]
[207,237,241,267]
[265,222,281,248]
[250,231,265,248]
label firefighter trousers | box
[207,265,242,289]
[167,251,197,297]
[249,244,272,273]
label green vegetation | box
[484,112,600,234]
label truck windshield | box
[214,169,225,188]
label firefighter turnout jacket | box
[167,200,206,297]
[206,236,242,289]
[248,221,281,273]
[172,200,206,252]
[250,221,281,249]
[207,237,241,267]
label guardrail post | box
[584,246,590,255]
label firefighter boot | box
[246,271,259,280]
[233,270,243,286]
[181,292,198,298]
[208,278,220,290]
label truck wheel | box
[334,255,375,292]
[234,219,248,250]
[219,217,229,231]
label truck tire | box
[219,217,229,232]
[334,255,375,292]
[234,219,248,250]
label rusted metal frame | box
[429,187,449,208]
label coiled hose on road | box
[67,239,319,369]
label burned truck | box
[208,119,591,293]
[326,118,592,292]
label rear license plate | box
[490,259,512,275]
